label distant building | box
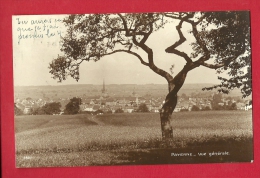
[79,104,94,112]
[111,106,123,113]
[174,106,182,112]
[23,106,32,114]
[80,104,91,111]
[124,106,134,113]
[101,79,109,98]
[236,102,245,110]
[93,105,101,112]
[105,98,117,106]
[245,103,252,111]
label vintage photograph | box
[13,11,252,167]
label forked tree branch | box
[165,13,211,72]
[117,14,131,36]
[117,14,174,83]
[132,36,174,83]
[165,19,193,63]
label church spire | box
[101,79,109,98]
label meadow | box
[15,111,253,167]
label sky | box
[13,14,228,86]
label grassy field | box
[15,111,253,167]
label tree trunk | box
[160,106,174,139]
[160,90,178,141]
[159,67,189,141]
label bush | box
[14,104,24,115]
[31,102,61,115]
[64,97,82,115]
[137,103,149,112]
[212,104,223,110]
[42,102,61,115]
[31,107,45,115]
[115,108,124,113]
[191,105,200,111]
[229,103,237,110]
[202,106,211,111]
[106,110,113,114]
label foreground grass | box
[15,111,253,167]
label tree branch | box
[117,14,131,36]
[117,14,149,37]
[132,34,173,83]
[201,49,245,69]
[194,13,206,25]
[101,49,149,66]
[140,22,153,44]
[164,13,180,19]
[117,13,174,83]
[201,62,225,69]
[165,13,194,23]
[165,18,193,63]
[166,13,211,71]
[191,21,210,63]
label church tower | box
[101,79,108,98]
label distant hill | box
[14,83,243,100]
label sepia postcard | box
[13,11,253,168]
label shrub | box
[115,108,124,113]
[106,110,113,114]
[64,97,82,115]
[191,105,200,111]
[14,104,23,115]
[137,103,149,112]
[202,106,211,111]
[41,102,61,115]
